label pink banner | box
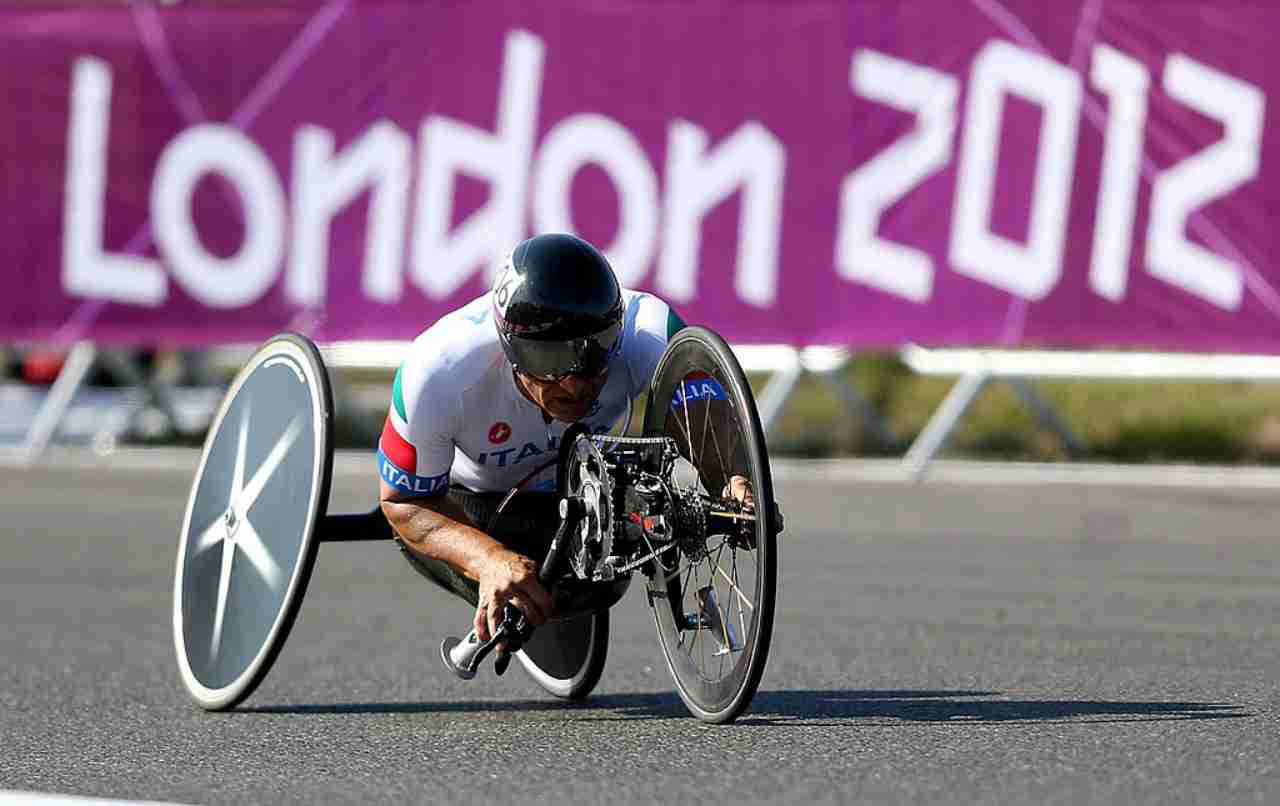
[2,2,1278,350]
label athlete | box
[377,233,702,682]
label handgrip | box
[440,629,501,680]
[440,603,529,679]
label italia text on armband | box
[378,450,450,495]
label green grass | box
[758,354,1280,464]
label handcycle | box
[173,326,781,723]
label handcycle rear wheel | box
[642,326,778,724]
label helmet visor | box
[507,320,622,381]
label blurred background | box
[7,6,1280,804]
[3,0,1278,468]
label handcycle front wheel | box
[642,326,778,724]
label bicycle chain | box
[608,539,680,575]
[590,434,676,446]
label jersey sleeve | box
[622,291,686,396]
[376,345,456,497]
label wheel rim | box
[643,329,775,721]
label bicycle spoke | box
[676,561,696,649]
[692,560,705,678]
[725,390,745,474]
[679,385,697,472]
[699,385,713,470]
[710,540,734,676]
[733,550,749,644]
[704,392,731,488]
[715,564,755,612]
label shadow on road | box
[242,689,1248,725]
[733,690,1249,726]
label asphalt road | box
[3,454,1280,805]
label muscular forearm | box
[380,496,512,582]
[380,491,553,635]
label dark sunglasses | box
[509,321,622,382]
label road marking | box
[0,791,192,806]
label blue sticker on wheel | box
[671,372,727,409]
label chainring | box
[563,433,615,579]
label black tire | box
[514,609,609,700]
[173,333,333,711]
[642,326,778,724]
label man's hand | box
[723,474,784,534]
[474,549,554,643]
[724,475,755,508]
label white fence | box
[6,340,1276,477]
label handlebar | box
[439,496,584,680]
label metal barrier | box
[0,345,218,466]
[10,340,1269,476]
[1,340,892,465]
[897,345,1280,479]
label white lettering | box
[289,121,412,305]
[1146,53,1263,310]
[152,125,287,308]
[837,49,958,303]
[411,30,543,299]
[61,57,166,306]
[949,41,1082,300]
[1088,44,1150,302]
[533,114,659,286]
[660,120,784,307]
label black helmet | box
[492,233,624,381]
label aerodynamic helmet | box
[492,233,624,381]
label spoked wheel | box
[642,326,778,724]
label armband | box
[378,449,450,496]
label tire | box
[642,326,778,723]
[514,609,609,700]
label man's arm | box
[379,481,553,641]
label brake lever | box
[493,606,533,676]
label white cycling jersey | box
[378,289,684,495]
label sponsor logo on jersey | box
[488,421,512,444]
[475,426,610,467]
[671,372,727,409]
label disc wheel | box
[514,610,609,700]
[172,333,333,710]
[642,326,778,724]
